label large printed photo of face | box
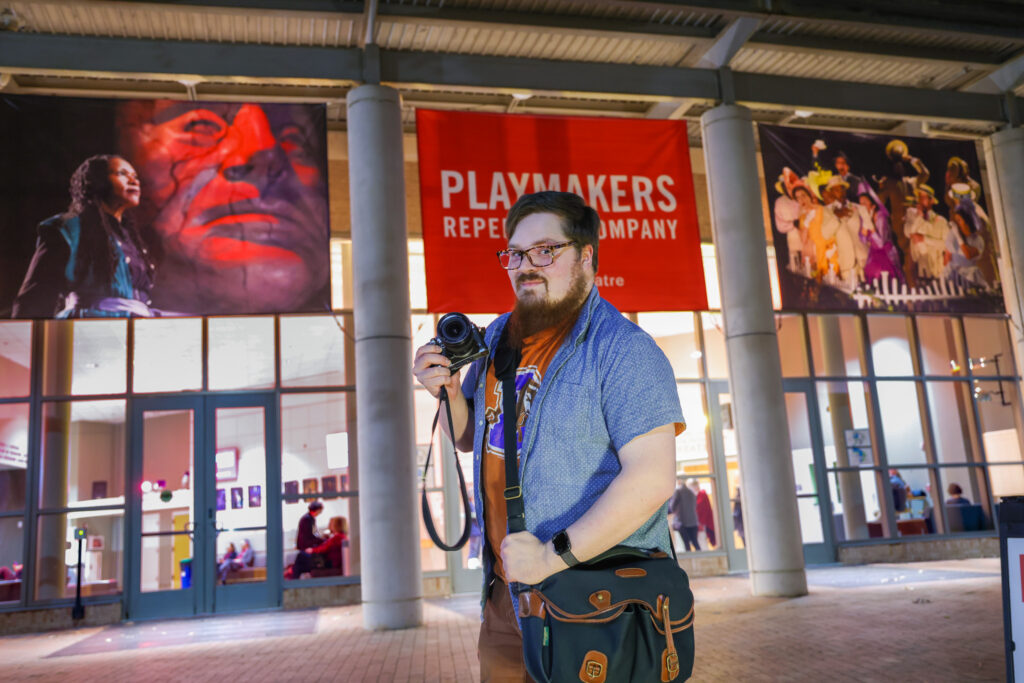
[0,95,330,319]
[758,124,1002,314]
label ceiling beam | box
[0,32,1017,125]
[964,51,1024,94]
[693,16,761,69]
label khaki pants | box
[478,579,532,682]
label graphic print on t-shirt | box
[484,365,541,459]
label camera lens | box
[439,315,469,345]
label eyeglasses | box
[496,242,576,270]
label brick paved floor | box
[0,558,1003,682]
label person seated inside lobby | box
[286,516,348,579]
[218,539,255,585]
[946,483,971,506]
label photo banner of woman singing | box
[0,95,331,319]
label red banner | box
[416,110,707,313]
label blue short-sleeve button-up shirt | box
[461,286,685,592]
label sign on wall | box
[416,110,707,313]
[0,95,331,319]
[758,124,1003,314]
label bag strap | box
[420,387,473,551]
[493,342,526,534]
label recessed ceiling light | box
[793,110,814,119]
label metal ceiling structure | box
[0,0,1022,137]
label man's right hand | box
[412,343,463,399]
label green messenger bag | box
[516,546,695,683]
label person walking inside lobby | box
[413,191,684,681]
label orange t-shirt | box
[482,325,567,581]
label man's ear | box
[580,244,594,268]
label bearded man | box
[413,191,684,681]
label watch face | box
[553,531,570,554]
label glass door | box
[208,395,281,613]
[707,381,835,571]
[127,396,203,619]
[127,395,280,620]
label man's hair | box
[308,501,324,512]
[948,483,963,495]
[505,191,600,273]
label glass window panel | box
[876,382,927,466]
[133,318,202,393]
[639,313,701,379]
[816,381,872,469]
[208,317,275,390]
[43,320,127,396]
[777,315,808,377]
[675,384,710,475]
[419,490,447,571]
[216,407,268,556]
[283,496,356,580]
[35,510,123,601]
[828,469,888,540]
[963,318,1013,377]
[281,393,354,579]
[39,400,126,509]
[989,464,1024,505]
[0,321,32,398]
[868,316,914,376]
[701,313,728,378]
[409,239,427,310]
[938,467,994,533]
[925,382,975,465]
[141,529,192,593]
[415,389,445,489]
[0,403,29,512]
[808,315,863,377]
[0,516,23,603]
[916,317,963,376]
[786,392,816,496]
[281,315,348,387]
[411,315,436,366]
[330,238,348,310]
[797,497,825,544]
[974,380,1024,467]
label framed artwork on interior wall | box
[231,487,244,510]
[216,488,226,511]
[91,481,107,499]
[302,478,318,496]
[284,480,299,500]
[321,476,337,494]
[248,485,262,508]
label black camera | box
[431,312,488,373]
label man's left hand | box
[501,531,561,585]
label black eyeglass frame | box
[496,241,577,270]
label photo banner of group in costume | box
[0,95,331,319]
[417,109,707,313]
[758,124,1003,314]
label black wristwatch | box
[552,529,580,568]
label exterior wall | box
[838,537,998,565]
[0,602,122,637]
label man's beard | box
[505,261,590,349]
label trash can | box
[999,496,1024,682]
[180,558,192,589]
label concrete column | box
[817,316,868,541]
[989,128,1024,383]
[347,85,422,630]
[700,105,807,597]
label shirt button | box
[125,256,131,264]
[478,420,484,426]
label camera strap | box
[493,342,526,534]
[421,386,473,551]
